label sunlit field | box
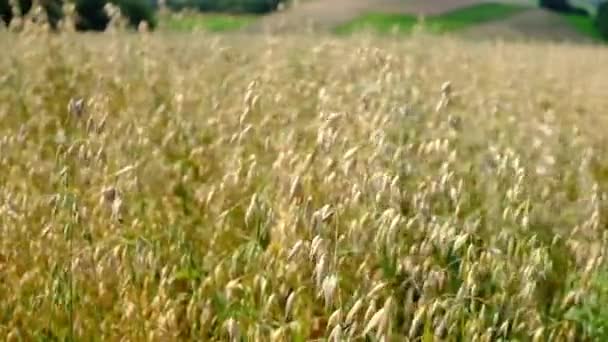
[158,11,257,32]
[1,19,608,340]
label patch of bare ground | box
[245,0,406,34]
[244,0,515,34]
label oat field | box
[1,20,608,341]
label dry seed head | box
[264,294,277,315]
[285,291,297,319]
[225,279,242,299]
[68,97,85,118]
[363,299,377,324]
[367,282,387,299]
[288,175,303,202]
[321,274,338,307]
[287,240,305,261]
[225,318,240,342]
[560,291,581,311]
[408,306,427,339]
[137,21,149,33]
[441,81,452,94]
[329,324,342,342]
[310,236,325,260]
[435,316,448,339]
[111,196,123,221]
[347,321,359,339]
[327,308,342,328]
[343,146,360,161]
[270,327,285,342]
[245,194,258,227]
[124,301,137,321]
[346,298,364,325]
[362,307,386,336]
[499,320,511,335]
[199,304,213,329]
[319,204,334,222]
[315,254,327,288]
[532,327,545,342]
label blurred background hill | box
[2,0,608,43]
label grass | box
[563,13,604,41]
[336,3,531,35]
[159,11,256,32]
[434,2,530,30]
[2,12,608,341]
[335,13,419,35]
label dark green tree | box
[1,0,32,26]
[597,2,608,40]
[539,0,577,12]
[0,0,63,29]
[43,0,64,28]
[0,0,12,25]
[74,0,155,31]
[165,0,284,14]
[74,0,109,30]
[114,0,156,28]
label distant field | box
[157,1,604,43]
[159,12,257,32]
[336,3,531,35]
[334,2,604,42]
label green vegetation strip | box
[160,12,257,32]
[336,3,531,35]
[562,13,604,41]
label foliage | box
[165,0,284,14]
[540,0,590,15]
[540,0,575,11]
[0,0,63,28]
[563,12,604,40]
[436,3,529,30]
[566,270,608,339]
[43,0,64,27]
[114,0,156,28]
[0,0,12,25]
[0,0,155,31]
[597,1,608,39]
[228,0,283,14]
[1,23,608,340]
[165,0,194,11]
[74,0,110,30]
[0,0,32,21]
[74,0,155,31]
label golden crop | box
[1,17,608,341]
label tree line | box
[0,0,286,31]
[541,0,608,39]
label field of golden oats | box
[1,20,608,340]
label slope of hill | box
[459,8,595,42]
[246,0,591,42]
